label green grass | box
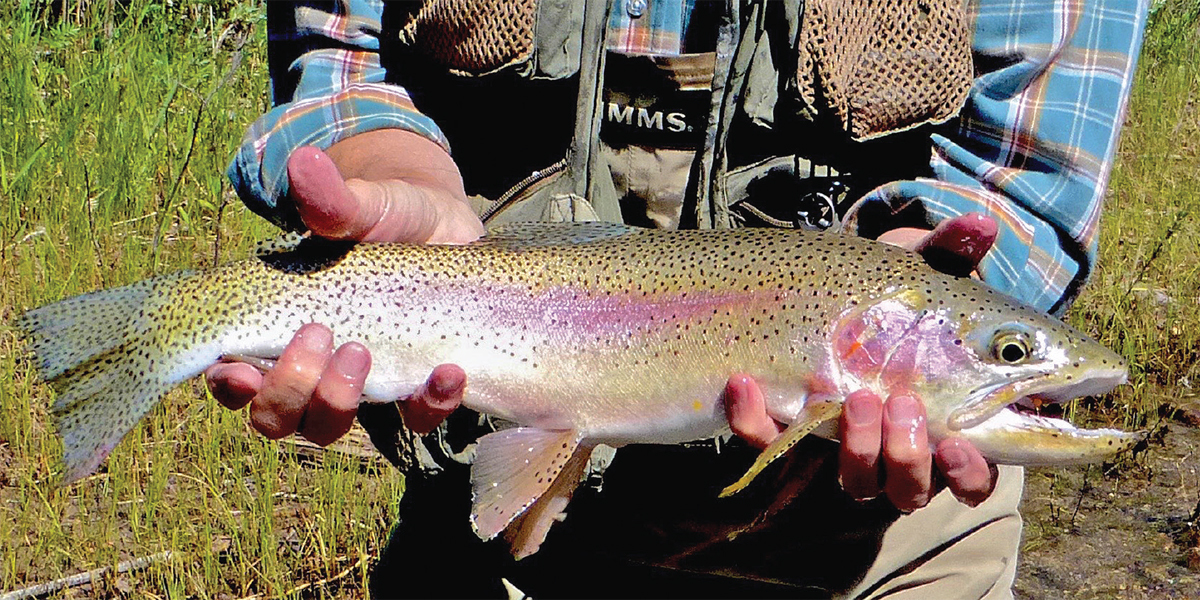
[0,0,1198,597]
[1,1,403,597]
[1069,0,1200,429]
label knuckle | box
[250,409,289,440]
[885,445,928,471]
[401,410,436,436]
[319,373,364,406]
[894,495,930,512]
[950,473,993,505]
[883,469,932,509]
[841,469,880,497]
[207,366,257,409]
[954,490,988,508]
[842,435,881,461]
[264,361,323,404]
[886,478,931,510]
[733,421,777,449]
[303,425,345,447]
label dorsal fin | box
[478,221,641,248]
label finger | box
[724,374,784,449]
[302,342,371,446]
[205,362,263,410]
[838,390,884,500]
[400,363,466,435]
[881,394,933,511]
[935,438,998,507]
[250,323,333,439]
[876,227,929,250]
[913,213,998,276]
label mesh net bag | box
[797,0,973,141]
[400,0,537,75]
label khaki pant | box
[849,465,1021,599]
[367,434,1020,599]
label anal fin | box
[469,427,583,542]
[719,400,842,498]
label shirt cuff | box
[227,82,450,230]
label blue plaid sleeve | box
[228,0,449,230]
[844,0,1150,314]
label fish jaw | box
[948,365,1129,431]
[936,365,1136,465]
[953,404,1143,466]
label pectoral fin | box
[469,427,584,542]
[219,353,278,373]
[719,400,842,498]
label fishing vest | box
[363,4,984,587]
[384,0,974,232]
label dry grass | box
[1069,0,1200,429]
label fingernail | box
[431,374,464,399]
[336,344,370,378]
[845,394,879,426]
[885,395,920,425]
[940,444,969,475]
[298,325,331,353]
[886,395,925,448]
[725,374,751,397]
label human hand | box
[877,212,998,277]
[723,213,1001,509]
[291,130,485,244]
[206,323,467,444]
[206,130,481,444]
[725,379,995,510]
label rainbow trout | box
[18,222,1138,557]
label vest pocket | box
[397,0,584,79]
[794,0,973,140]
[478,158,603,226]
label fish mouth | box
[949,367,1128,432]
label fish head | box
[938,297,1138,465]
[835,281,1138,466]
[949,310,1128,429]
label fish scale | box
[16,221,1139,558]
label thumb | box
[289,146,384,240]
[913,213,998,277]
[288,146,471,243]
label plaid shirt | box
[228,0,1149,314]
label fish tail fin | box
[19,281,157,381]
[17,275,205,483]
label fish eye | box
[991,332,1031,364]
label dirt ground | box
[1016,396,1200,599]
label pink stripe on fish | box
[490,285,792,341]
